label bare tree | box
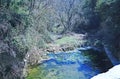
[50,0,86,34]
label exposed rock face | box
[91,64,120,79]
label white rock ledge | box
[91,64,120,79]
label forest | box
[0,0,120,79]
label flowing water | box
[27,48,113,79]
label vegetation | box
[54,35,86,47]
[95,0,120,59]
[26,66,42,79]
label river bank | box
[25,33,87,66]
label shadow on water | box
[79,47,113,72]
[27,47,113,79]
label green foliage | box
[96,0,116,8]
[0,0,30,14]
[55,36,86,47]
[96,0,120,21]
[96,0,120,35]
[94,0,120,59]
[0,0,52,57]
[55,36,77,45]
[10,0,29,14]
[26,66,42,79]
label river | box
[26,47,113,79]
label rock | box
[91,64,120,79]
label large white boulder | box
[91,64,120,79]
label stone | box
[91,64,120,79]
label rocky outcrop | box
[91,64,120,79]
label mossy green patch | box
[26,66,45,79]
[55,36,76,45]
[55,36,86,47]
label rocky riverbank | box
[91,64,120,79]
[25,33,87,66]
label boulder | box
[91,64,120,79]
